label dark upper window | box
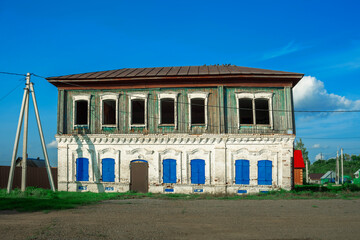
[191,98,205,124]
[239,98,253,124]
[160,98,175,124]
[255,99,270,124]
[75,100,88,125]
[238,97,270,126]
[102,99,116,125]
[131,99,145,125]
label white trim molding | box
[72,95,91,128]
[158,148,182,184]
[157,92,179,129]
[128,93,148,129]
[98,148,121,183]
[187,92,210,129]
[235,92,274,129]
[100,93,119,128]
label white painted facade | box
[56,134,294,194]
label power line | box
[0,71,27,76]
[42,77,360,113]
[0,77,26,102]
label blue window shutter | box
[76,158,82,181]
[76,158,89,181]
[235,160,249,184]
[243,160,250,184]
[191,159,205,184]
[265,160,272,185]
[199,160,205,184]
[258,160,265,185]
[102,158,115,182]
[169,159,176,183]
[235,160,242,184]
[83,158,89,181]
[163,160,170,183]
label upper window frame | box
[157,92,179,129]
[187,92,209,129]
[100,93,119,128]
[72,95,91,128]
[128,92,148,128]
[235,92,273,129]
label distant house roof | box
[294,150,305,168]
[16,157,46,168]
[46,65,304,89]
[321,171,336,179]
[309,173,324,180]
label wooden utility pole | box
[336,151,339,184]
[305,159,309,184]
[341,148,344,184]
[7,73,55,193]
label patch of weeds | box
[181,208,186,214]
[312,205,319,208]
[118,202,133,205]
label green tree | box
[294,138,309,164]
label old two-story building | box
[47,65,303,194]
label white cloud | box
[47,140,57,149]
[312,144,321,149]
[293,76,360,111]
[262,41,307,60]
[315,153,323,161]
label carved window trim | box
[157,92,179,129]
[128,93,148,128]
[235,92,273,129]
[72,95,91,128]
[187,92,209,129]
[100,93,119,128]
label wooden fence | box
[0,166,57,190]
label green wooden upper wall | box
[57,86,294,135]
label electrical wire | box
[0,71,27,76]
[0,77,26,102]
[38,77,360,113]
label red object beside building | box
[294,150,305,185]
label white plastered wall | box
[56,134,294,194]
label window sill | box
[74,125,89,129]
[130,125,146,128]
[191,124,206,126]
[102,126,117,130]
[159,124,175,127]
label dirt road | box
[1,199,359,240]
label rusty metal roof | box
[47,65,303,80]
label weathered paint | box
[60,86,294,135]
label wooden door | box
[130,160,148,193]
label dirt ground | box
[1,199,360,240]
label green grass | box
[1,185,360,212]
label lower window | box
[76,158,89,181]
[163,159,176,183]
[235,160,250,184]
[191,159,205,184]
[258,160,272,185]
[102,158,115,182]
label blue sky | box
[0,0,359,166]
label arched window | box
[235,160,250,184]
[258,160,272,185]
[163,159,176,183]
[191,159,205,184]
[76,158,89,181]
[102,158,115,182]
